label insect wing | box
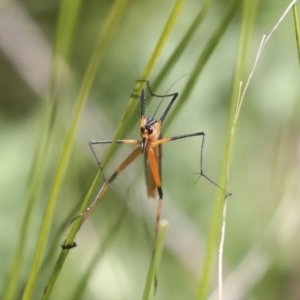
[144,142,161,198]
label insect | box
[62,80,221,249]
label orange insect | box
[63,80,219,249]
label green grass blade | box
[21,1,129,299]
[1,1,83,299]
[41,172,100,300]
[1,108,51,300]
[142,220,169,300]
[292,1,300,63]
[196,0,257,299]
[153,0,213,88]
[138,0,186,84]
[165,0,240,133]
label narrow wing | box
[144,142,161,198]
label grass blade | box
[143,220,169,300]
[1,1,83,299]
[292,1,300,63]
[153,0,213,88]
[165,0,240,132]
[21,1,129,299]
[196,0,256,299]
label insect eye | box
[141,126,153,134]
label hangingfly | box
[62,80,222,249]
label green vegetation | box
[0,1,299,299]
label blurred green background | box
[0,0,300,299]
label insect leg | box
[152,132,229,194]
[89,139,140,176]
[83,140,142,223]
[135,80,179,123]
[62,142,142,249]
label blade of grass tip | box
[143,220,169,300]
[164,0,240,133]
[1,1,82,299]
[153,0,213,89]
[292,1,300,63]
[22,1,129,299]
[101,0,185,170]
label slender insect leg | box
[130,82,147,119]
[135,79,177,98]
[89,140,109,181]
[89,140,109,170]
[62,140,142,249]
[135,80,179,123]
[82,142,142,223]
[89,139,141,178]
[193,132,231,195]
[151,132,228,193]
